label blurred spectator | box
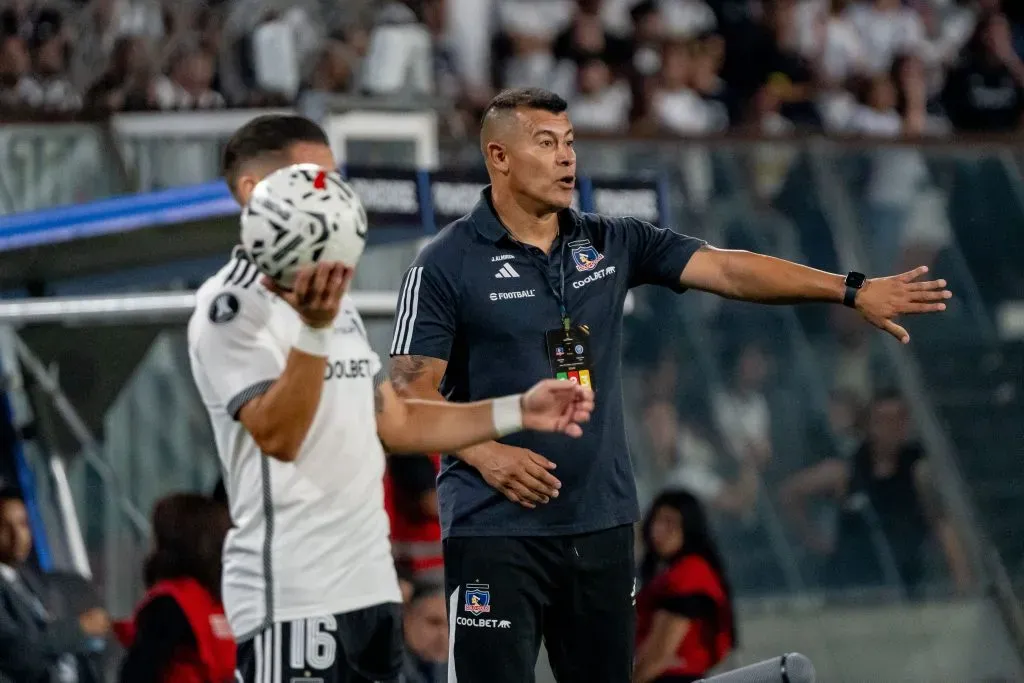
[796,0,865,86]
[726,0,819,126]
[250,12,302,102]
[712,342,773,469]
[779,391,971,595]
[825,388,867,458]
[651,40,729,134]
[848,0,926,75]
[384,455,444,584]
[153,47,225,110]
[630,0,666,79]
[116,493,235,683]
[400,582,447,683]
[19,9,79,112]
[568,58,633,131]
[553,0,632,68]
[0,34,31,110]
[83,37,155,113]
[942,11,1024,131]
[634,490,736,683]
[846,73,904,135]
[821,306,874,402]
[644,401,758,518]
[362,1,435,96]
[660,0,718,40]
[0,490,108,683]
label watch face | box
[847,272,866,288]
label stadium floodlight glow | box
[0,291,400,325]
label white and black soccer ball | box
[240,163,368,289]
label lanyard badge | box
[545,324,593,389]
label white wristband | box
[492,394,524,438]
[294,324,332,357]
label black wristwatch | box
[843,271,866,308]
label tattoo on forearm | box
[390,355,429,391]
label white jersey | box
[187,250,400,640]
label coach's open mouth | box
[557,176,575,189]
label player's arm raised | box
[374,373,593,454]
[238,264,351,462]
[192,263,349,463]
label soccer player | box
[186,114,595,683]
[388,87,953,683]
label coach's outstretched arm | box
[374,376,593,454]
[678,246,952,343]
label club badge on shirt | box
[569,239,605,272]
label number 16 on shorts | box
[237,617,337,682]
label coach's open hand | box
[263,262,354,328]
[522,379,595,437]
[855,266,952,344]
[468,381,593,510]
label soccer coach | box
[389,87,951,682]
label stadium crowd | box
[0,0,1021,135]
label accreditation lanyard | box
[512,234,594,388]
[519,235,570,331]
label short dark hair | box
[143,493,231,600]
[482,88,568,122]
[221,114,329,194]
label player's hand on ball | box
[263,262,353,328]
[522,379,595,437]
[471,443,562,509]
[855,266,952,344]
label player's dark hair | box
[144,493,231,600]
[640,490,738,646]
[482,88,568,122]
[221,114,329,193]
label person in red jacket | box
[116,493,235,683]
[384,454,444,583]
[634,490,737,683]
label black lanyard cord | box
[504,228,571,331]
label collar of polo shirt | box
[470,187,581,244]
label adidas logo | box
[494,263,520,279]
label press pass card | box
[545,326,593,389]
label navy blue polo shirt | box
[390,188,704,538]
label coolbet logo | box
[570,240,605,272]
[489,289,536,301]
[572,265,616,289]
[464,584,491,614]
[324,358,373,380]
[457,617,512,629]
